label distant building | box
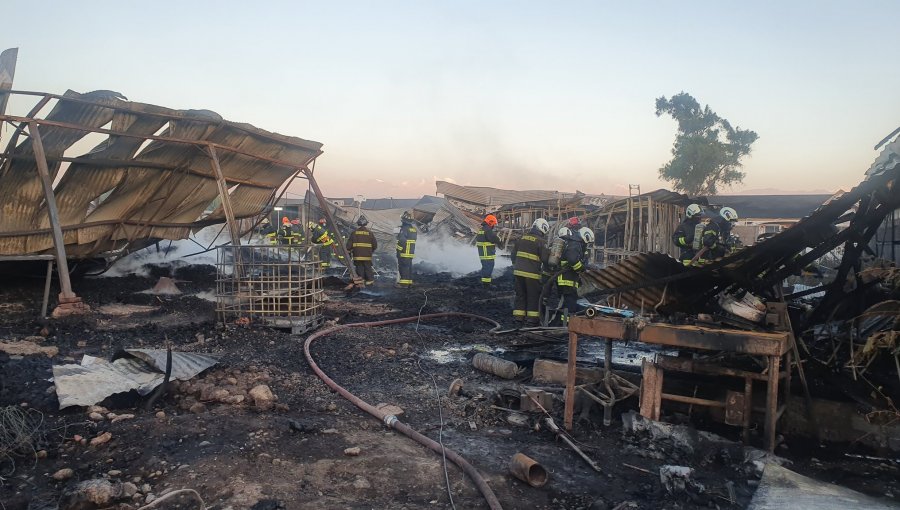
[713,194,835,246]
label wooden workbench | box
[565,315,792,452]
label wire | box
[415,289,429,334]
[417,357,457,510]
[413,289,456,509]
[136,488,205,510]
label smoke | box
[99,225,235,277]
[413,232,511,277]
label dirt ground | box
[1,263,899,509]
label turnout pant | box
[513,276,542,324]
[480,258,495,284]
[397,256,413,285]
[319,245,332,268]
[354,261,375,285]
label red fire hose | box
[304,313,504,510]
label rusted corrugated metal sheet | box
[0,89,322,258]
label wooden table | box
[565,315,792,452]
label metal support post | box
[207,145,241,248]
[41,259,53,318]
[302,167,358,281]
[29,121,86,315]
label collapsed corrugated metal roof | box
[584,159,900,317]
[436,180,611,210]
[0,89,322,258]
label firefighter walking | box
[347,216,377,286]
[475,214,501,287]
[396,211,417,287]
[511,218,550,325]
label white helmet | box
[720,207,738,222]
[557,226,571,238]
[579,227,595,244]
[685,203,702,219]
[532,218,550,235]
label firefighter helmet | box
[685,203,702,219]
[579,227,595,244]
[357,216,368,226]
[532,218,550,235]
[558,226,572,238]
[484,214,498,227]
[567,217,580,227]
[282,216,290,224]
[401,210,413,223]
[720,207,739,222]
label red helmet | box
[484,214,498,227]
[567,217,580,227]
[318,218,327,225]
[291,219,300,225]
[282,216,290,224]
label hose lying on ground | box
[304,313,504,510]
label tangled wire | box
[0,405,44,478]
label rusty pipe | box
[509,453,548,487]
[304,312,503,510]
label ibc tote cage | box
[215,245,325,335]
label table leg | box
[564,331,578,431]
[743,376,753,444]
[765,355,781,452]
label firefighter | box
[308,220,332,267]
[318,218,337,267]
[557,219,589,324]
[672,204,703,266]
[277,217,296,245]
[396,211,417,287]
[290,218,304,244]
[347,216,377,286]
[702,207,739,261]
[475,214,501,287]
[258,218,277,245]
[512,218,550,325]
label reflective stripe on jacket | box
[475,222,500,260]
[347,227,377,261]
[558,237,587,287]
[397,223,417,258]
[511,229,548,280]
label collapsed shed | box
[0,83,326,315]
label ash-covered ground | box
[1,263,898,509]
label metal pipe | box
[509,453,548,487]
[304,312,503,510]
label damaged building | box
[3,49,900,510]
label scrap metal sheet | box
[52,349,218,409]
[748,463,899,510]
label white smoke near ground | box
[413,232,511,277]
[99,225,237,277]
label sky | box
[5,1,900,199]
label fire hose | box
[303,313,504,510]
